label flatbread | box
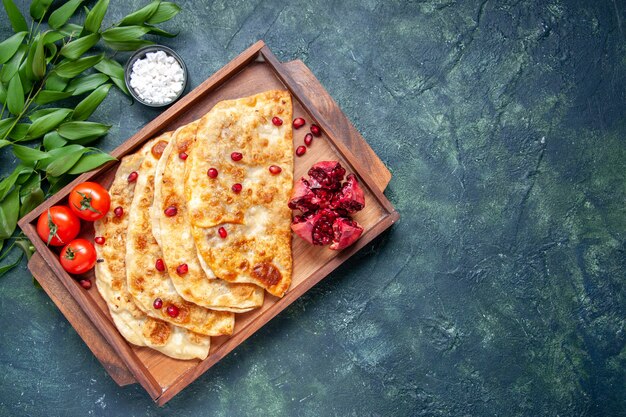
[126,133,234,336]
[94,140,210,360]
[152,122,264,312]
[185,90,294,297]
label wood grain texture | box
[21,41,399,406]
[28,253,136,386]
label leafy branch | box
[0,0,181,277]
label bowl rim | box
[124,44,188,108]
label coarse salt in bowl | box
[124,45,188,107]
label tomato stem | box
[74,190,102,214]
[46,209,60,246]
[64,246,75,260]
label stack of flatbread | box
[94,90,294,360]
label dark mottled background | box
[1,0,625,416]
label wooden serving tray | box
[19,41,398,405]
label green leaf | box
[22,37,38,82]
[0,117,16,138]
[18,171,40,194]
[45,146,89,177]
[42,30,65,45]
[143,25,177,38]
[67,151,115,174]
[65,73,109,96]
[47,173,73,194]
[29,108,67,121]
[26,108,73,139]
[0,166,31,201]
[16,239,34,261]
[84,0,109,33]
[12,145,47,164]
[2,0,28,32]
[119,0,159,25]
[0,44,27,83]
[147,1,180,24]
[54,54,103,78]
[33,90,72,105]
[44,42,57,63]
[30,0,54,20]
[93,57,124,79]
[72,83,111,121]
[43,131,67,150]
[58,121,111,140]
[0,32,27,65]
[58,23,83,37]
[31,36,47,80]
[0,187,20,239]
[8,123,29,141]
[45,73,69,91]
[102,25,151,42]
[110,75,129,95]
[59,33,100,60]
[0,251,23,278]
[6,73,24,116]
[40,144,84,170]
[48,0,83,30]
[94,58,129,95]
[19,187,44,217]
[0,139,10,150]
[105,39,154,51]
[0,81,6,104]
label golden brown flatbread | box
[185,90,294,297]
[94,140,210,360]
[152,121,264,312]
[126,133,234,336]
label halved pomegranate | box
[288,178,319,213]
[331,174,365,213]
[289,161,365,251]
[330,217,363,250]
[307,161,346,190]
[291,209,337,246]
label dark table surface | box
[1,0,625,416]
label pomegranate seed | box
[296,146,307,157]
[310,124,321,137]
[153,298,163,309]
[79,279,91,290]
[218,227,227,238]
[269,165,282,175]
[179,152,188,160]
[94,236,105,245]
[127,171,138,182]
[167,305,180,318]
[304,133,313,147]
[176,263,188,275]
[164,205,177,217]
[232,183,242,193]
[207,168,218,178]
[114,206,123,217]
[155,258,165,272]
[272,116,283,126]
[293,117,306,129]
[231,152,243,161]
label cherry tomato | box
[60,239,97,275]
[68,182,110,221]
[36,206,81,246]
